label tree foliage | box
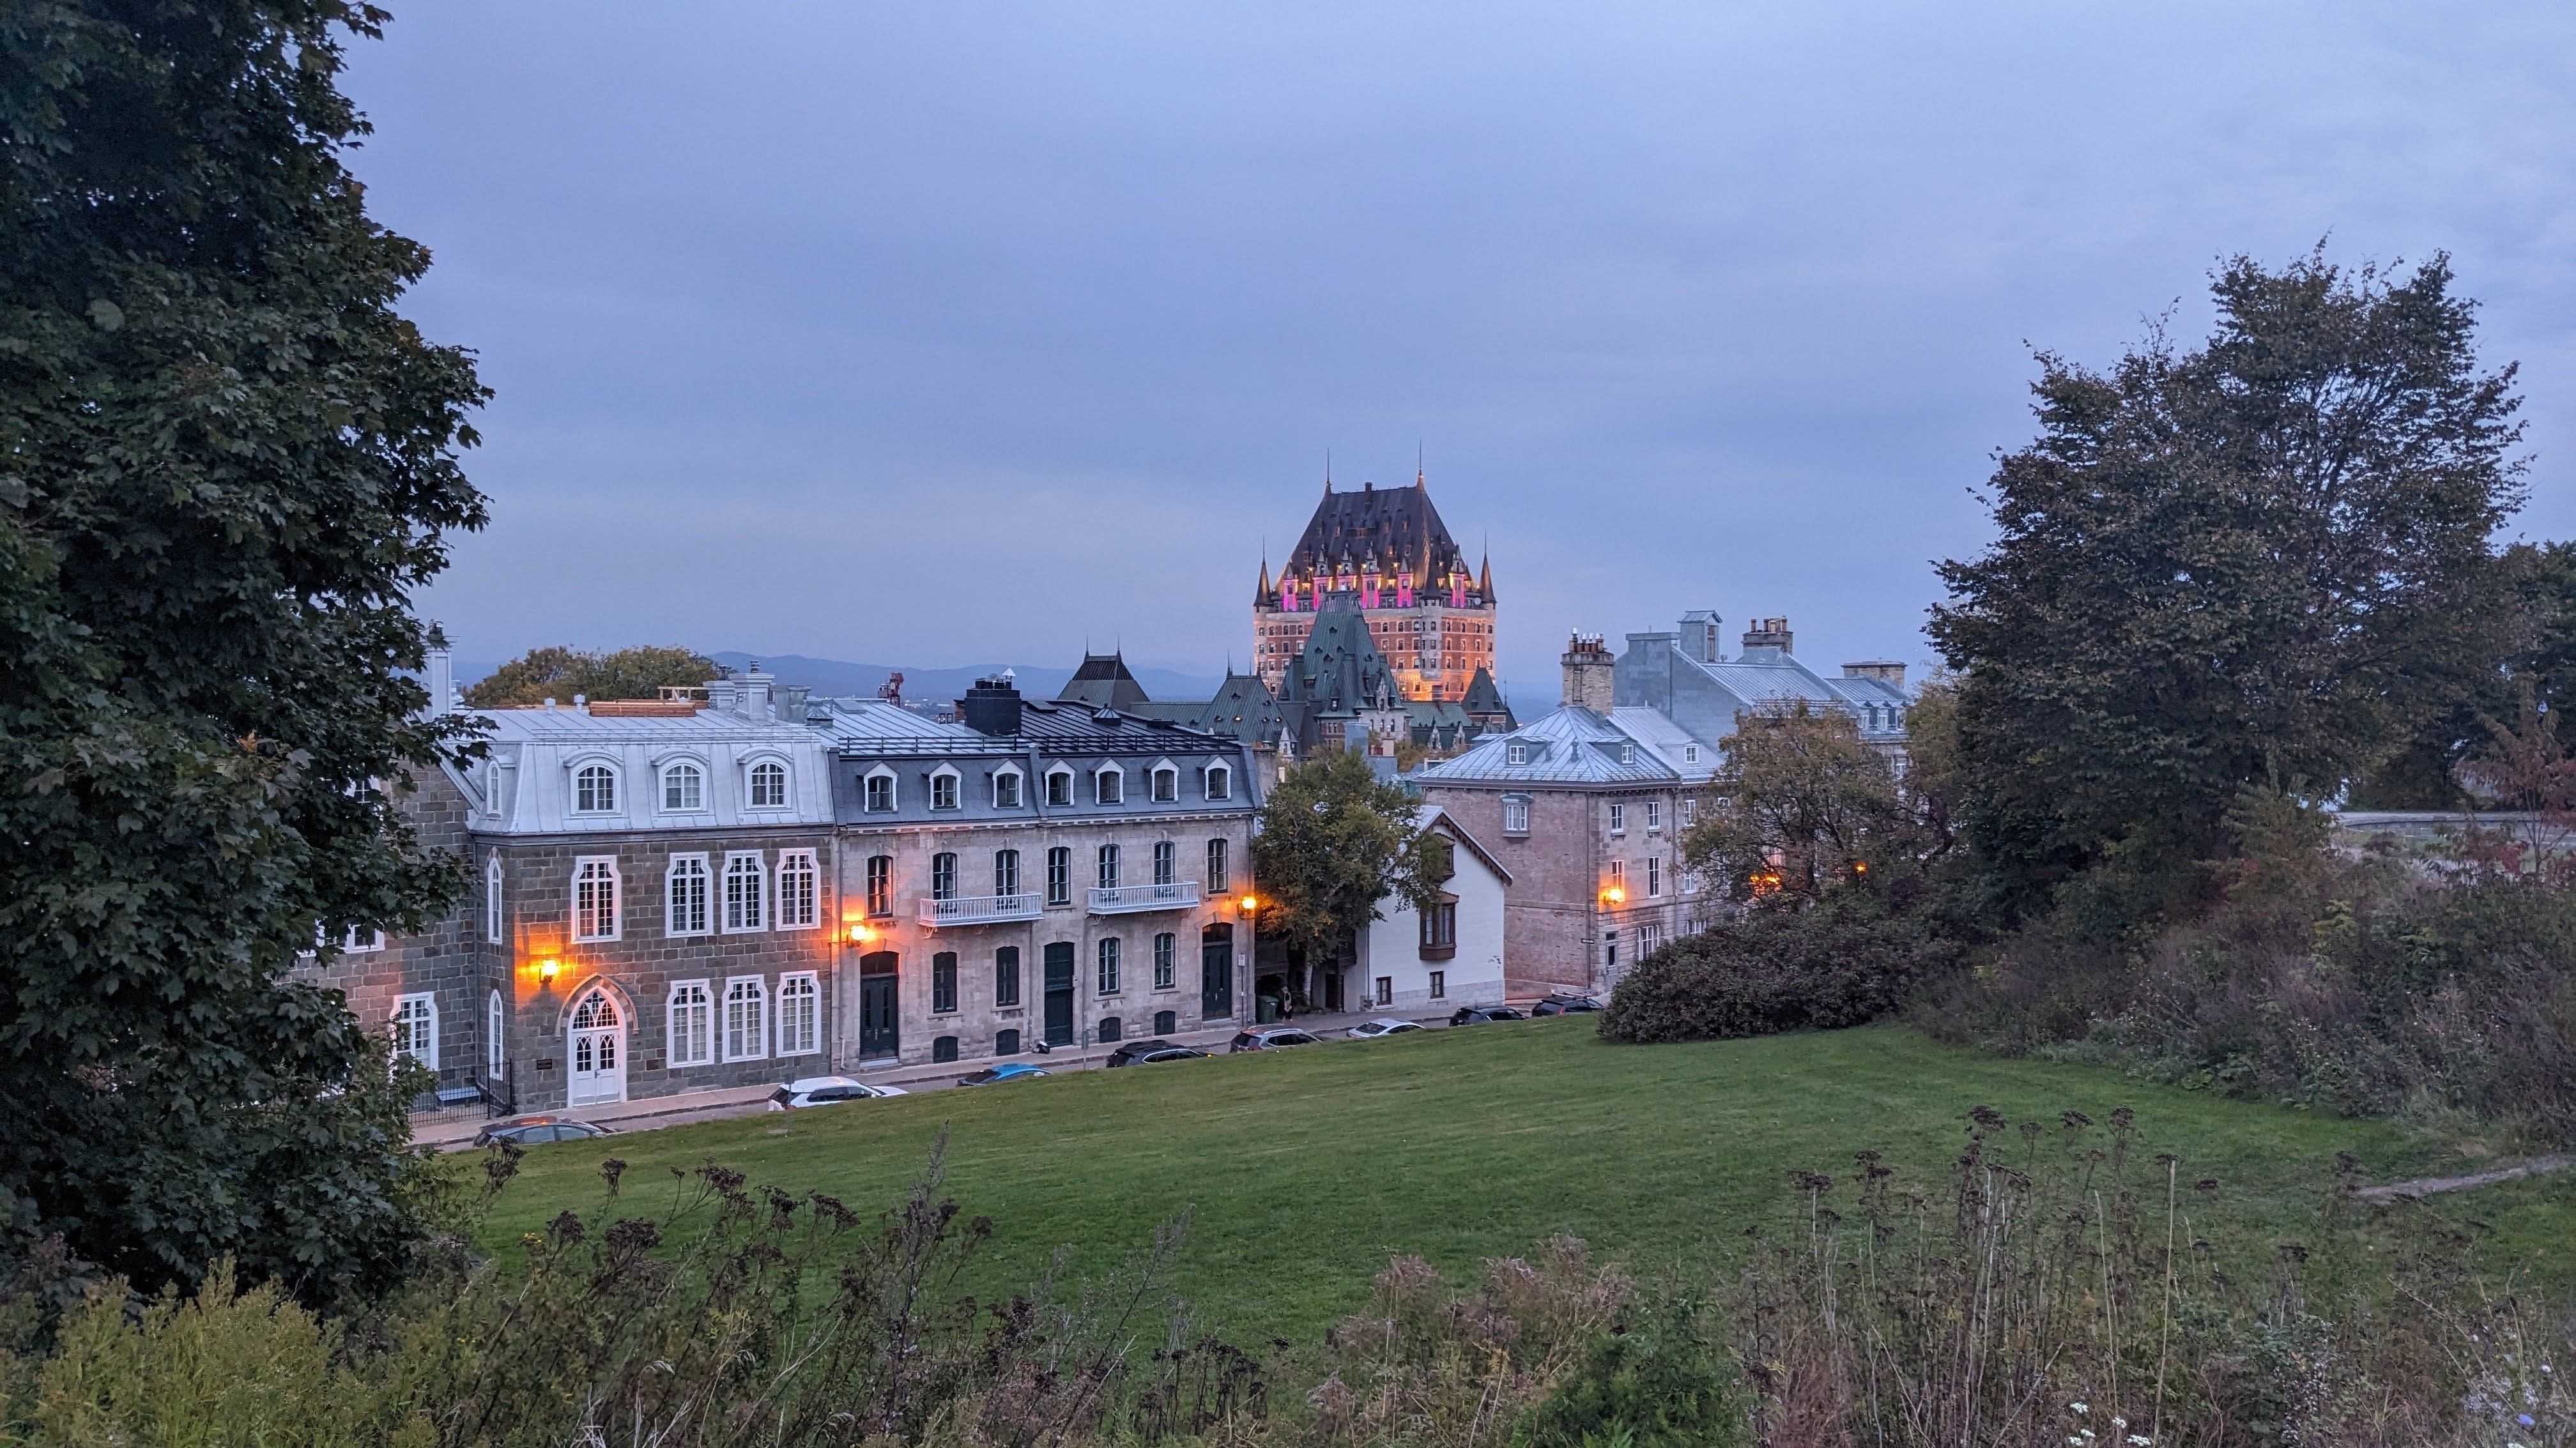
[464,644,715,707]
[1249,749,1442,968]
[1929,251,2526,932]
[0,1,486,1302]
[1683,703,1915,908]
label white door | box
[567,991,627,1106]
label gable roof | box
[1416,804,1512,885]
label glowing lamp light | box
[848,923,877,946]
[1236,894,1259,914]
[537,957,560,984]
[1600,887,1626,906]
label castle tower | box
[1252,469,1496,703]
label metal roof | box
[1414,705,1682,786]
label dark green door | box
[860,951,899,1060]
[1200,925,1234,1019]
[1043,942,1075,1046]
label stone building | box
[1253,473,1496,704]
[1413,637,1717,998]
[818,673,1262,1065]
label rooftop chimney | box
[960,674,1025,736]
[1740,617,1793,659]
[1842,660,1907,688]
[1561,632,1615,713]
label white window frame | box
[1206,837,1229,893]
[1153,840,1176,886]
[666,853,712,937]
[1094,763,1124,804]
[668,979,714,1067]
[1502,795,1531,835]
[484,855,504,944]
[392,993,438,1070]
[1154,932,1176,990]
[722,975,769,1062]
[1682,798,1698,826]
[723,851,769,933]
[571,761,619,815]
[994,848,1022,897]
[661,760,706,813]
[1045,765,1075,805]
[1206,763,1231,800]
[1150,760,1179,802]
[775,849,820,929]
[1097,842,1121,889]
[1505,742,1529,766]
[1683,743,1700,765]
[747,758,791,811]
[862,764,898,812]
[929,765,962,811]
[1098,937,1121,995]
[486,989,505,1075]
[572,856,621,941]
[1608,803,1627,836]
[777,972,820,1056]
[1647,855,1664,897]
[1646,800,1663,834]
[993,765,1025,809]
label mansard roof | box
[1276,594,1397,714]
[1283,478,1469,585]
[1462,665,1512,721]
[1055,652,1152,710]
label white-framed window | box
[484,855,504,943]
[1045,766,1075,806]
[776,849,819,929]
[1098,843,1121,889]
[573,857,620,941]
[1206,763,1231,800]
[1094,765,1123,804]
[1620,742,1636,765]
[1683,743,1700,765]
[1647,855,1663,897]
[1682,797,1698,826]
[749,760,789,809]
[662,761,705,812]
[778,972,820,1056]
[993,767,1024,809]
[573,763,618,814]
[995,848,1022,897]
[392,993,438,1069]
[931,851,959,901]
[1153,841,1177,885]
[1638,922,1664,956]
[1151,764,1178,802]
[1154,932,1176,990]
[930,766,961,810]
[1046,847,1072,906]
[1207,837,1229,892]
[486,989,505,1075]
[723,851,767,932]
[722,976,768,1061]
[668,980,714,1067]
[1607,860,1626,896]
[1506,742,1529,766]
[1502,795,1531,835]
[863,766,897,812]
[1646,801,1663,834]
[667,853,712,936]
[1608,803,1627,836]
[1098,938,1121,994]
[337,926,385,954]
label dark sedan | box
[1532,994,1604,1016]
[1448,1005,1528,1025]
[473,1115,615,1147]
[1228,1027,1322,1052]
[1106,1039,1209,1067]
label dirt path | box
[2354,1152,2575,1203]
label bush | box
[1523,1295,1747,1448]
[1599,903,1963,1045]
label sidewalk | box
[410,1007,1433,1150]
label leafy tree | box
[1249,749,1443,971]
[1929,252,2525,932]
[464,644,715,707]
[1682,703,1921,908]
[0,1,486,1302]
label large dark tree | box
[1250,749,1444,977]
[1929,252,2524,932]
[0,2,486,1301]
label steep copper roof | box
[1282,478,1469,587]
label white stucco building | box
[1351,805,1510,1014]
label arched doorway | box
[567,988,626,1106]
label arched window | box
[932,1035,960,1063]
[1045,766,1075,806]
[1094,765,1123,804]
[1099,1016,1123,1043]
[666,854,710,936]
[484,855,504,943]
[993,768,1023,809]
[994,848,1022,897]
[668,980,713,1066]
[749,760,789,809]
[1206,838,1229,893]
[723,853,767,932]
[863,766,897,812]
[1151,765,1178,802]
[1206,763,1231,800]
[573,858,620,940]
[931,852,958,901]
[996,1028,1022,1056]
[866,855,893,916]
[574,763,617,814]
[486,989,505,1074]
[570,990,618,1032]
[722,977,767,1061]
[929,767,960,810]
[662,761,704,811]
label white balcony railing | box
[917,892,1043,927]
[1087,881,1202,914]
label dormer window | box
[993,767,1023,809]
[662,761,704,812]
[862,766,897,812]
[930,766,962,811]
[1619,742,1636,765]
[1206,763,1231,800]
[1094,765,1124,805]
[574,763,617,814]
[1046,766,1075,807]
[748,761,788,809]
[1683,743,1700,765]
[1506,743,1529,766]
[1151,763,1178,802]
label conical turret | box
[1477,551,1495,602]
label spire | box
[1416,442,1425,489]
[1478,549,1494,602]
[1255,554,1273,606]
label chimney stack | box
[959,674,1026,736]
[1561,632,1615,713]
[1842,661,1906,688]
[1740,617,1793,659]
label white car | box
[1347,1017,1426,1040]
[767,1075,908,1110]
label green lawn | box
[477,1019,2576,1340]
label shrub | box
[1599,902,1963,1045]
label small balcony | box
[917,892,1043,928]
[1087,881,1202,915]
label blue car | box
[958,1062,1052,1087]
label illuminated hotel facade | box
[1253,473,1496,704]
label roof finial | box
[1324,448,1333,493]
[1416,441,1425,489]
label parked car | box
[473,1115,615,1147]
[1228,1026,1322,1052]
[767,1075,909,1110]
[1346,1017,1425,1040]
[1531,994,1604,1016]
[1448,1005,1528,1025]
[958,1062,1052,1086]
[1105,1039,1208,1067]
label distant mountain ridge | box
[447,652,1226,708]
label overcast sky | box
[346,3,2576,701]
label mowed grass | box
[477,1019,2576,1341]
